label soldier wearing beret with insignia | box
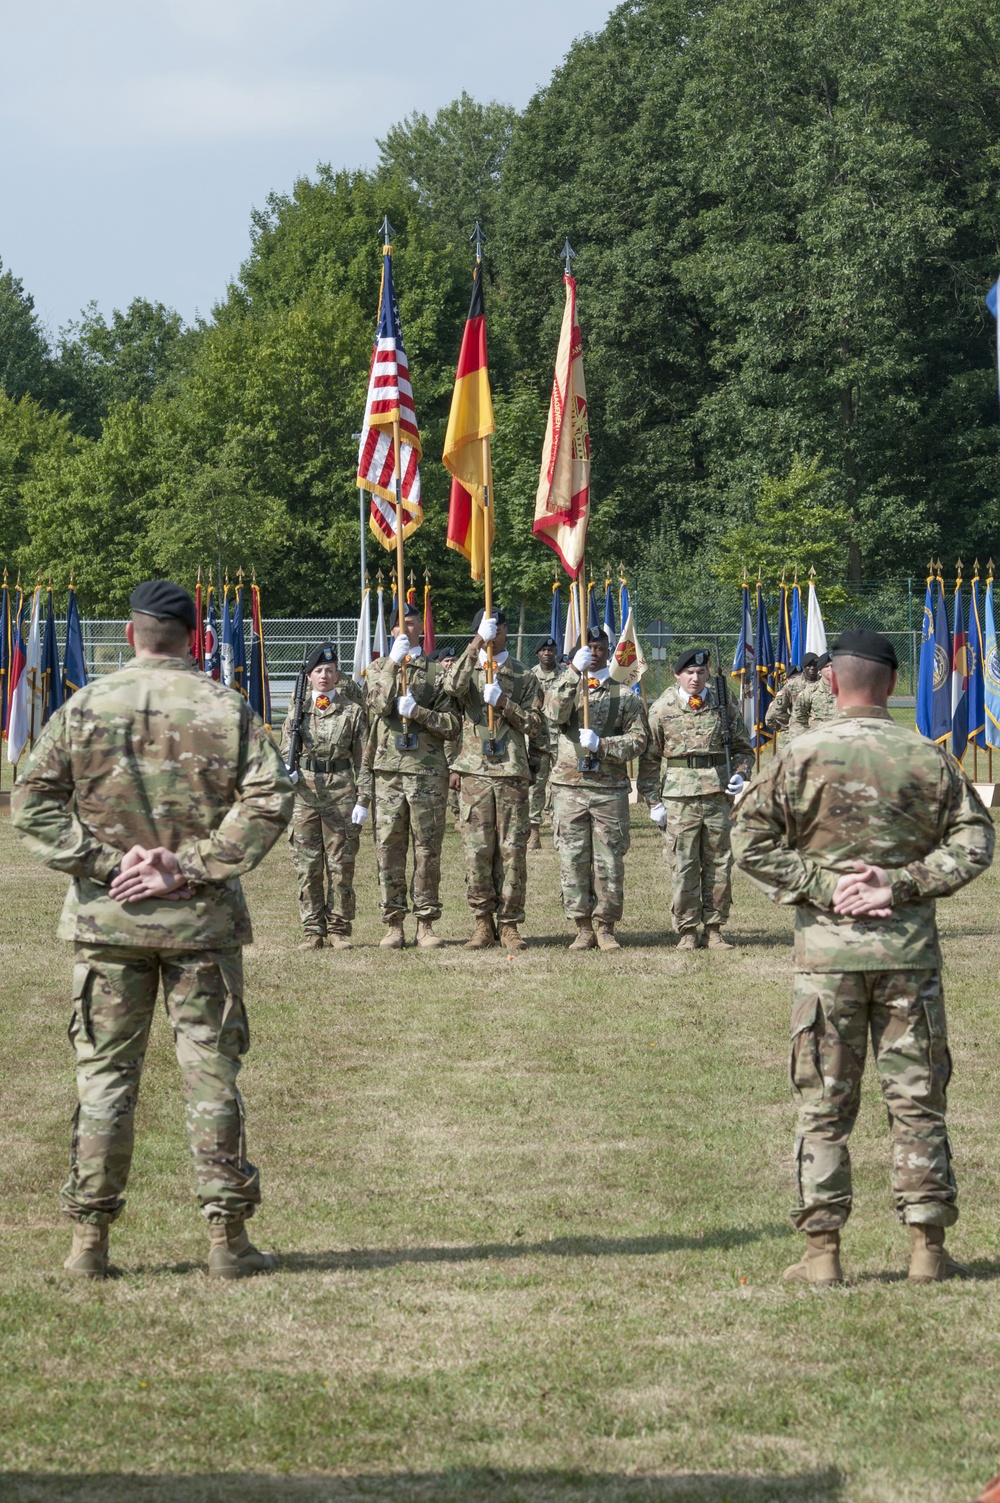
[545,626,648,950]
[11,580,293,1280]
[360,601,460,949]
[442,608,544,951]
[279,642,367,951]
[528,635,566,850]
[638,646,753,950]
[789,651,837,736]
[732,629,994,1287]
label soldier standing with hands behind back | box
[732,630,994,1286]
[11,581,293,1280]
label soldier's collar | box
[587,667,611,684]
[836,705,892,720]
[479,648,509,667]
[126,655,193,670]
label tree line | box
[3,0,1000,623]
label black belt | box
[301,757,352,773]
[665,753,726,768]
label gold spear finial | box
[808,565,817,581]
[236,566,244,586]
[956,557,964,582]
[974,558,981,578]
[424,566,431,584]
[197,564,202,585]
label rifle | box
[713,635,733,787]
[285,653,309,782]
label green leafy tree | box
[54,299,193,436]
[714,454,851,603]
[0,260,53,402]
[0,393,79,575]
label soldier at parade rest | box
[279,642,367,951]
[528,635,566,851]
[545,626,648,951]
[11,580,293,1280]
[732,629,995,1287]
[443,608,544,951]
[638,647,753,951]
[764,652,818,736]
[789,650,836,736]
[359,602,459,949]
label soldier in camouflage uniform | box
[764,654,818,737]
[789,651,836,736]
[443,608,544,951]
[11,581,293,1281]
[434,644,462,825]
[638,647,754,950]
[528,635,565,850]
[279,643,367,951]
[732,629,994,1287]
[359,603,459,949]
[546,627,648,950]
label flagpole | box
[482,434,496,737]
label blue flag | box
[917,576,951,742]
[221,589,235,687]
[603,578,616,638]
[619,577,631,630]
[550,581,562,644]
[62,584,88,698]
[970,574,987,749]
[754,582,775,748]
[587,579,600,634]
[789,582,804,671]
[774,583,790,688]
[40,587,64,725]
[985,575,1000,749]
[732,583,754,730]
[205,587,221,680]
[232,584,247,699]
[0,579,9,740]
[951,579,969,761]
[916,575,936,739]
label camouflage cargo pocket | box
[789,990,822,1097]
[69,962,95,1047]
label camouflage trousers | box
[374,772,447,922]
[64,944,259,1227]
[551,784,630,923]
[528,751,553,827]
[289,782,359,936]
[664,794,733,932]
[459,774,530,925]
[789,969,957,1231]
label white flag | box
[609,604,647,690]
[352,588,372,684]
[24,587,44,747]
[372,587,389,660]
[563,579,580,657]
[805,582,828,656]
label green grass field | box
[2,792,1000,1503]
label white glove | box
[726,773,745,796]
[288,769,300,786]
[478,616,498,643]
[483,681,503,707]
[389,634,410,664]
[351,803,368,825]
[579,727,600,752]
[649,801,667,828]
[572,646,593,673]
[397,692,417,718]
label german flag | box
[444,261,495,581]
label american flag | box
[357,247,423,546]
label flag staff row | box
[917,557,994,778]
[1,570,89,766]
[732,567,827,767]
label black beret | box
[536,636,558,652]
[816,651,832,669]
[830,629,898,669]
[802,652,819,668]
[130,580,197,630]
[587,626,610,645]
[472,607,507,631]
[388,602,420,629]
[437,643,457,659]
[305,642,337,672]
[674,647,710,673]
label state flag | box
[444,259,495,581]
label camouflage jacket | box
[789,678,836,736]
[443,644,543,780]
[730,707,995,971]
[637,683,754,801]
[530,663,568,756]
[11,657,294,949]
[764,675,807,733]
[278,693,366,807]
[363,652,458,786]
[546,670,648,789]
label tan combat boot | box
[500,923,527,952]
[379,921,406,949]
[415,918,444,949]
[704,926,734,950]
[207,1218,277,1280]
[528,825,542,851]
[569,918,597,951]
[464,917,497,950]
[298,935,324,951]
[908,1224,969,1284]
[782,1230,844,1289]
[676,931,700,951]
[326,932,352,951]
[64,1223,109,1280]
[595,923,620,952]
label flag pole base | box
[483,738,507,759]
[395,732,418,751]
[577,756,601,774]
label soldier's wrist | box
[888,869,917,904]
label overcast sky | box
[0,0,615,338]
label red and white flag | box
[372,586,389,660]
[533,273,591,578]
[357,247,423,548]
[6,603,29,764]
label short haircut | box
[131,612,190,655]
[831,654,893,698]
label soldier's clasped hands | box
[109,846,193,904]
[832,861,894,918]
